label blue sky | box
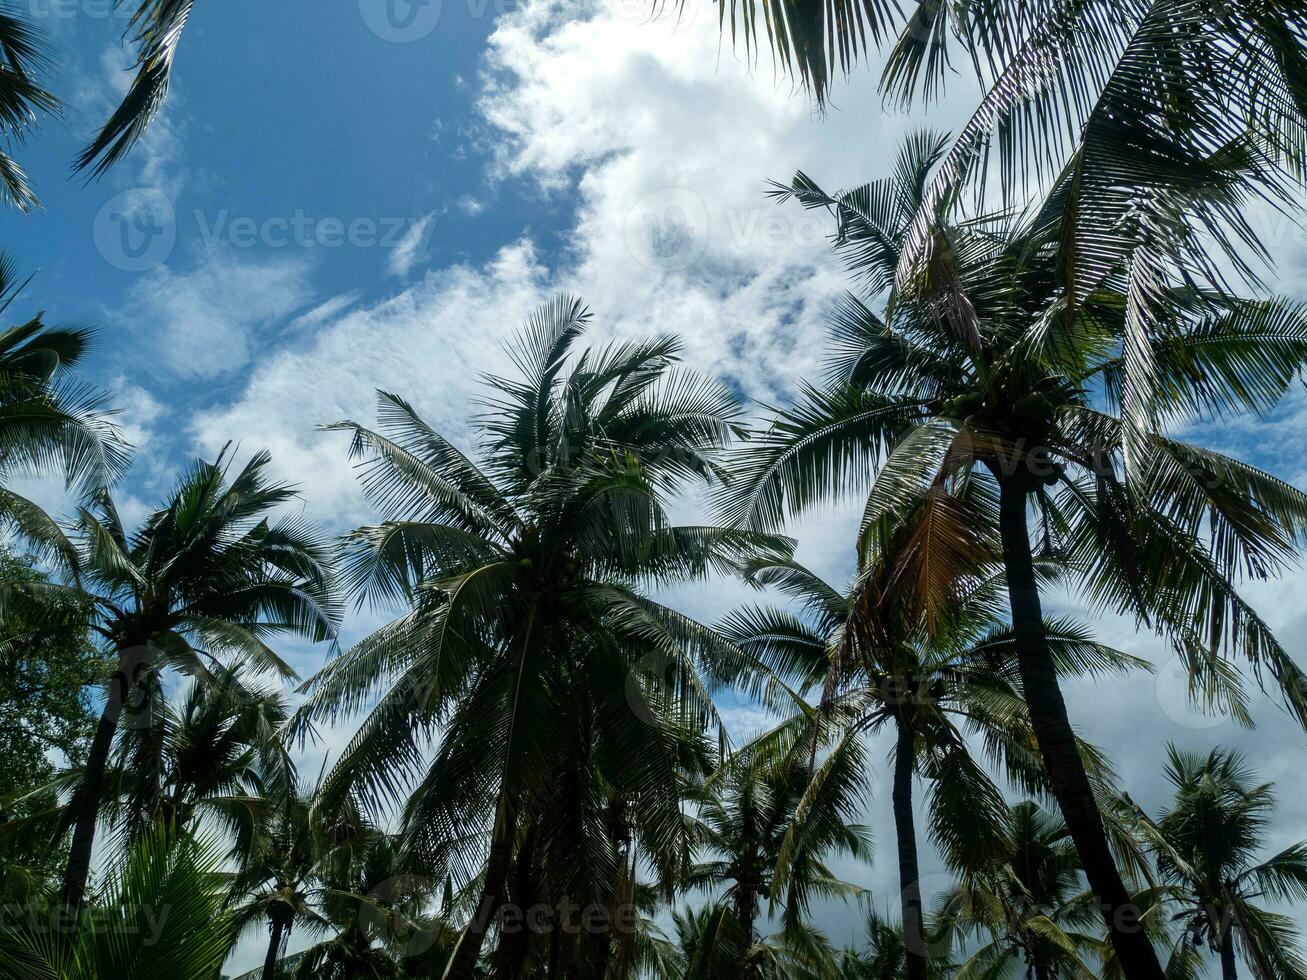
[7,0,1307,974]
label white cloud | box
[190,240,547,522]
[386,213,437,278]
[286,290,365,333]
[193,0,973,505]
[118,250,316,380]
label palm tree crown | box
[295,296,788,980]
[0,447,339,924]
[1134,746,1307,980]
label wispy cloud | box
[386,213,436,278]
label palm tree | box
[231,787,331,980]
[838,908,953,979]
[719,134,1307,980]
[668,900,841,980]
[0,823,236,980]
[0,16,57,210]
[281,827,433,980]
[0,257,127,555]
[936,801,1111,979]
[724,521,1140,980]
[937,800,1189,980]
[0,447,338,928]
[685,756,871,968]
[1129,746,1307,980]
[103,674,295,854]
[294,297,786,980]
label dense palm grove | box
[4,1,1307,979]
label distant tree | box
[686,756,870,965]
[0,448,338,930]
[0,546,103,898]
[1134,746,1307,980]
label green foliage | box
[0,824,235,980]
[1128,746,1307,979]
[0,546,103,897]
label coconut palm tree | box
[0,257,127,556]
[936,801,1113,979]
[685,755,871,966]
[0,447,338,928]
[838,908,953,979]
[230,787,332,980]
[723,513,1141,980]
[1128,746,1307,980]
[293,297,786,980]
[719,134,1307,979]
[97,674,295,856]
[0,16,57,211]
[0,823,236,980]
[936,800,1188,980]
[668,900,842,980]
[277,828,434,980]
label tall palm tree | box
[231,787,332,980]
[934,801,1179,980]
[686,756,871,964]
[1129,746,1307,980]
[294,297,786,980]
[724,523,1140,980]
[0,447,338,928]
[720,135,1307,980]
[0,257,127,556]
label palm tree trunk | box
[262,912,289,980]
[546,925,561,980]
[893,713,928,980]
[59,649,132,922]
[442,794,517,980]
[1220,923,1238,980]
[995,475,1164,980]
